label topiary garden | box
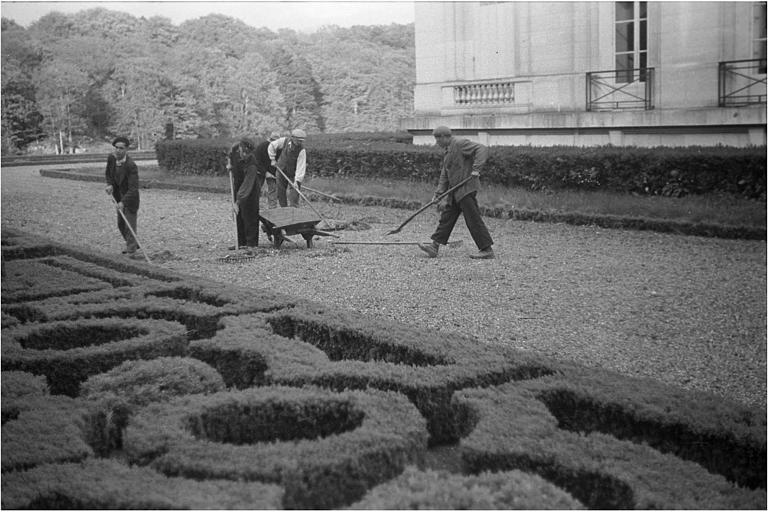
[1,227,765,509]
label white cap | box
[291,129,307,139]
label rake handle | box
[385,175,474,235]
[109,196,151,264]
[274,165,331,229]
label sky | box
[0,0,415,32]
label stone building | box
[401,1,766,147]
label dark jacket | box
[235,153,260,207]
[105,154,140,212]
[228,144,246,201]
[436,137,489,204]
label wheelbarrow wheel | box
[302,234,313,248]
[273,229,285,249]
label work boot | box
[469,247,495,259]
[418,242,439,258]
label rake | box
[109,196,151,264]
[385,175,473,235]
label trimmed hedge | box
[2,370,49,402]
[3,227,767,510]
[1,259,109,302]
[350,466,584,509]
[191,309,555,445]
[2,318,189,396]
[2,397,94,472]
[124,386,428,509]
[81,357,225,407]
[155,137,766,198]
[1,459,284,509]
[453,382,766,509]
[522,367,767,490]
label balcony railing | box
[453,82,515,105]
[586,68,655,111]
[718,59,767,107]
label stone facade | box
[402,1,766,147]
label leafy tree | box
[223,52,285,137]
[34,59,89,153]
[270,47,324,132]
[1,7,416,153]
[1,19,44,151]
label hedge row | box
[191,310,555,445]
[1,458,284,509]
[2,228,766,509]
[454,377,766,509]
[124,386,428,509]
[2,318,189,396]
[155,138,766,198]
[350,466,584,509]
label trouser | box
[117,208,139,252]
[264,174,278,208]
[240,187,261,247]
[431,192,493,250]
[232,173,246,244]
[277,173,301,207]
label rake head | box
[215,253,257,264]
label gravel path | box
[2,164,766,408]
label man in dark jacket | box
[232,137,262,248]
[105,136,141,258]
[418,126,495,259]
[227,140,247,248]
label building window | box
[754,2,766,73]
[615,1,647,82]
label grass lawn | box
[80,165,766,230]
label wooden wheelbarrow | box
[259,207,339,249]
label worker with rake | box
[418,126,495,260]
[231,137,262,249]
[105,136,142,259]
[268,128,307,207]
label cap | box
[291,129,307,140]
[239,137,257,150]
[269,131,281,141]
[112,136,130,147]
[432,126,452,137]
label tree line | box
[1,8,415,154]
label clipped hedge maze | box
[1,228,765,509]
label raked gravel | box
[2,164,766,408]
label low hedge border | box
[80,357,226,452]
[1,259,109,303]
[520,366,766,490]
[192,309,556,445]
[1,459,284,509]
[2,370,48,399]
[2,318,189,396]
[2,397,94,472]
[124,386,428,509]
[37,254,158,287]
[453,383,766,509]
[349,465,584,509]
[1,371,50,423]
[82,356,225,408]
[1,228,181,282]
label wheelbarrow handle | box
[385,175,474,235]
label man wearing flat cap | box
[268,128,307,207]
[418,126,495,259]
[260,131,283,209]
[105,136,141,258]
